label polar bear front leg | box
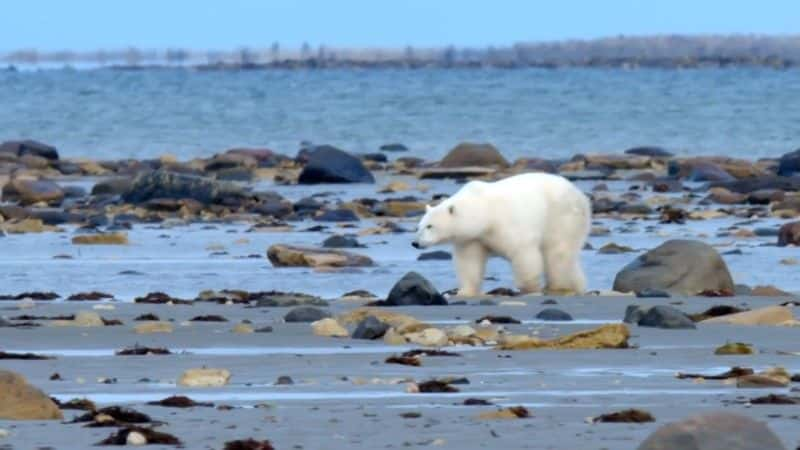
[511,248,544,294]
[453,241,488,297]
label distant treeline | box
[4,34,800,70]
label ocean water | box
[1,67,798,161]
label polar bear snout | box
[411,241,421,249]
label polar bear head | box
[412,193,486,249]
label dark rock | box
[223,438,275,450]
[123,169,245,205]
[315,209,359,222]
[352,316,389,340]
[593,408,654,423]
[535,309,573,321]
[709,176,800,194]
[613,240,735,295]
[360,152,388,163]
[417,250,452,261]
[29,209,82,225]
[688,305,747,322]
[3,179,64,205]
[777,221,800,246]
[686,162,735,182]
[747,189,784,204]
[297,145,375,184]
[439,142,509,168]
[96,427,181,446]
[0,140,58,160]
[637,305,696,329]
[386,355,421,366]
[380,143,408,152]
[777,149,800,176]
[116,346,171,356]
[476,315,521,324]
[417,379,459,393]
[385,272,447,306]
[292,196,324,214]
[283,306,331,323]
[322,234,363,248]
[190,315,228,322]
[252,292,328,307]
[625,146,673,158]
[676,366,753,380]
[275,376,294,385]
[147,395,213,408]
[748,394,800,405]
[637,412,785,450]
[91,177,134,196]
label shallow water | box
[1,67,798,160]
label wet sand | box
[2,296,800,449]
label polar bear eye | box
[426,225,433,229]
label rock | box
[0,370,63,420]
[91,177,134,196]
[613,240,735,296]
[709,176,800,194]
[123,169,245,204]
[385,272,447,306]
[267,244,374,268]
[687,162,735,182]
[476,406,530,420]
[702,306,794,326]
[322,234,363,248]
[311,318,348,338]
[72,232,129,245]
[0,140,58,160]
[625,146,673,158]
[3,178,65,205]
[635,288,671,298]
[1,218,56,234]
[636,412,785,450]
[315,209,360,222]
[777,148,800,176]
[178,368,231,387]
[419,167,496,179]
[535,308,573,321]
[252,292,328,307]
[51,311,105,327]
[338,308,424,333]
[636,305,696,329]
[405,328,448,347]
[598,242,635,254]
[126,431,148,445]
[440,142,509,168]
[417,250,452,261]
[134,321,174,334]
[298,145,375,184]
[232,323,254,334]
[777,221,800,246]
[714,342,753,355]
[284,306,331,323]
[352,316,389,340]
[380,143,408,152]
[750,285,791,296]
[593,408,655,423]
[497,324,629,350]
[737,371,790,388]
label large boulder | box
[637,412,785,450]
[0,140,59,160]
[0,370,63,420]
[777,149,800,176]
[2,179,64,205]
[439,142,509,168]
[122,169,245,204]
[297,146,375,184]
[385,272,447,306]
[267,244,374,268]
[777,221,800,246]
[613,240,735,296]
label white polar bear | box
[412,173,591,296]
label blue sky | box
[1,0,798,51]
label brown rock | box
[2,178,64,205]
[496,324,629,350]
[749,285,791,297]
[777,221,800,246]
[267,244,373,268]
[177,368,231,387]
[439,142,508,168]
[637,412,785,450]
[0,370,63,420]
[702,306,793,326]
[476,406,530,420]
[72,233,129,245]
[134,321,174,334]
[593,408,654,423]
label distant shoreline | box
[4,34,800,70]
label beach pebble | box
[178,368,231,387]
[126,431,148,446]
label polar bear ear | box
[425,204,432,212]
[448,205,455,215]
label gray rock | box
[322,235,363,248]
[123,170,245,205]
[283,306,332,323]
[624,305,648,324]
[635,289,671,298]
[417,250,452,261]
[777,148,800,177]
[385,272,447,306]
[625,146,673,158]
[535,308,573,321]
[0,140,59,160]
[254,293,328,308]
[351,316,389,340]
[439,142,509,168]
[637,411,786,450]
[275,376,294,385]
[297,145,375,184]
[315,209,359,222]
[613,240,735,295]
[638,305,696,329]
[379,143,408,152]
[91,178,134,196]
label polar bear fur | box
[412,173,591,296]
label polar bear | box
[412,173,591,296]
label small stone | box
[275,376,294,385]
[71,232,129,245]
[134,322,174,334]
[535,309,573,321]
[714,342,754,355]
[126,431,147,446]
[232,323,254,334]
[178,368,231,387]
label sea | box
[1,66,798,161]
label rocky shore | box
[2,138,800,448]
